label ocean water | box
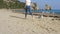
[15,9,60,14]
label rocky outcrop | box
[31,3,39,10]
[45,4,52,10]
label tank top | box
[26,0,31,6]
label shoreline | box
[0,9,60,18]
[11,10,60,18]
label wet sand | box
[0,9,60,34]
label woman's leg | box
[29,6,33,17]
[25,8,28,18]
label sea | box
[14,9,60,15]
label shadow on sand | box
[10,15,25,19]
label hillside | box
[0,0,37,9]
[0,0,25,9]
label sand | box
[0,9,60,34]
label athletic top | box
[26,0,31,6]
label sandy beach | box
[0,9,60,34]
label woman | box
[25,0,33,19]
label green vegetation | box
[0,0,25,9]
[0,0,3,8]
[0,0,37,9]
